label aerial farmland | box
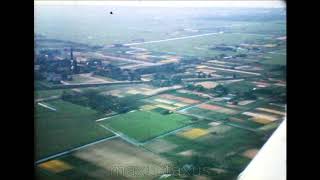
[35,2,286,180]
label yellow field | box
[251,117,274,124]
[179,128,209,139]
[38,160,72,173]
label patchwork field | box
[37,138,171,180]
[143,91,206,111]
[242,111,279,124]
[159,94,201,104]
[228,114,264,129]
[35,6,286,180]
[198,103,238,114]
[98,110,192,142]
[144,122,265,177]
[181,107,229,121]
[94,84,182,98]
[136,32,272,58]
[180,101,240,120]
[169,90,210,102]
[35,99,114,160]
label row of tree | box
[61,90,141,114]
[185,83,257,101]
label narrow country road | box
[124,32,223,46]
[37,102,57,111]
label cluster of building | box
[35,48,78,83]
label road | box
[99,124,140,146]
[46,80,151,90]
[35,135,119,165]
[268,51,286,55]
[182,77,249,83]
[140,125,192,145]
[35,95,60,102]
[124,32,223,46]
[37,102,56,111]
[205,66,261,76]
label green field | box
[99,110,192,142]
[35,89,67,99]
[136,32,270,58]
[223,80,256,93]
[35,99,114,160]
[262,53,286,65]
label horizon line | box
[35,1,286,8]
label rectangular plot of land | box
[144,139,178,153]
[251,117,274,124]
[243,112,278,122]
[256,108,286,116]
[183,107,229,121]
[99,110,191,142]
[159,94,200,104]
[195,81,218,89]
[140,104,157,111]
[198,104,238,114]
[154,98,176,105]
[238,100,255,106]
[38,160,73,173]
[179,128,209,139]
[207,124,232,134]
[73,138,171,179]
[174,102,188,108]
[35,100,114,160]
[155,104,177,111]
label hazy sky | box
[35,1,286,8]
